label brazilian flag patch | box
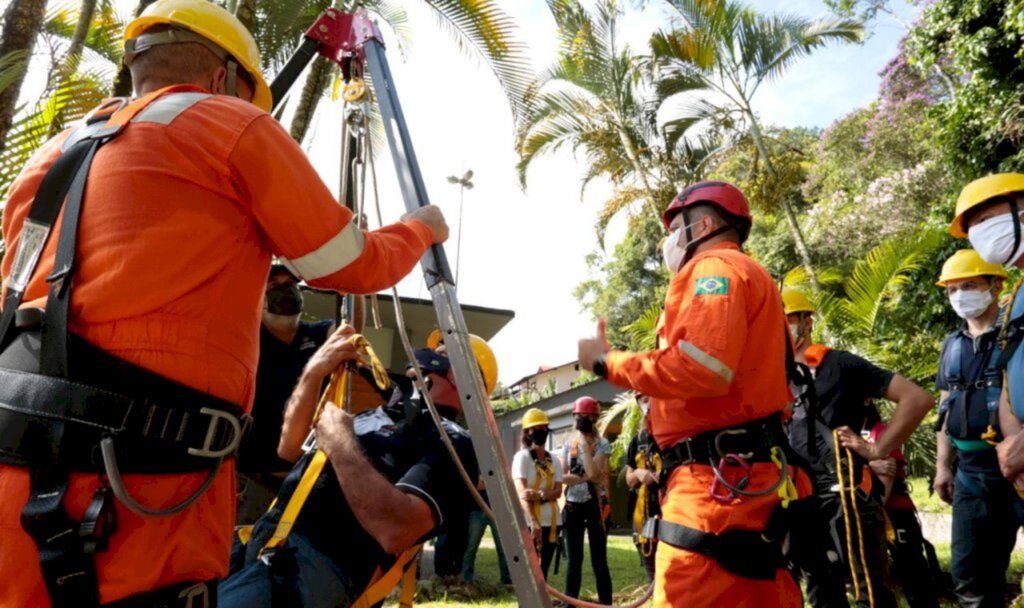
[695,276,729,296]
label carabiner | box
[709,453,752,503]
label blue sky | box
[10,0,921,385]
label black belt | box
[0,328,250,474]
[104,580,216,608]
[659,413,786,480]
[642,515,787,581]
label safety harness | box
[0,89,249,608]
[631,429,661,557]
[997,280,1024,423]
[640,323,814,582]
[568,437,611,525]
[936,319,1003,449]
[643,412,806,580]
[528,449,559,542]
[236,336,422,608]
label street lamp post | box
[446,168,474,285]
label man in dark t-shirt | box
[236,264,333,524]
[220,334,485,607]
[781,288,934,608]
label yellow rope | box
[832,429,875,608]
[833,429,860,602]
[847,447,875,608]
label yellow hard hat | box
[426,329,498,394]
[950,173,1024,238]
[124,0,272,112]
[521,408,549,430]
[936,249,1008,286]
[781,287,815,315]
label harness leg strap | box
[19,419,104,606]
[642,516,784,581]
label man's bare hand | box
[531,523,542,549]
[933,466,954,505]
[869,458,897,478]
[519,488,542,502]
[305,324,361,379]
[402,205,449,244]
[835,426,880,461]
[578,318,610,372]
[315,405,356,460]
[997,430,1024,481]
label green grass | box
[907,476,952,515]
[387,529,1024,607]
[388,532,650,607]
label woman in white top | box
[511,408,564,579]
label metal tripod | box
[267,9,552,607]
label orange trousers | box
[654,462,812,608]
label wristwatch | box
[592,354,608,379]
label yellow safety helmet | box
[781,287,815,315]
[950,173,1024,238]
[936,249,1008,286]
[521,408,549,430]
[124,0,272,112]
[426,329,498,394]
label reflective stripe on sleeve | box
[677,340,735,384]
[280,221,366,280]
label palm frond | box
[0,51,31,98]
[421,0,532,120]
[829,231,943,339]
[598,391,642,468]
[622,301,663,351]
[746,14,864,84]
[0,73,108,196]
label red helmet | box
[662,181,752,241]
[573,396,601,416]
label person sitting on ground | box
[235,264,334,524]
[219,326,497,607]
[512,408,564,579]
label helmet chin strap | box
[1008,198,1021,266]
[679,208,736,266]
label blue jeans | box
[461,508,511,584]
[219,534,357,608]
[951,463,1024,608]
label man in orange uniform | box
[579,181,811,607]
[0,1,447,606]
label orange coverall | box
[606,241,811,607]
[0,85,433,605]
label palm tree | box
[0,0,48,151]
[517,0,714,243]
[650,0,864,291]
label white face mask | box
[789,322,802,344]
[662,229,686,273]
[968,213,1024,265]
[949,289,994,320]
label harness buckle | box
[187,408,246,459]
[177,581,210,608]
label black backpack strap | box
[784,327,821,459]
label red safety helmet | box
[573,396,601,416]
[662,181,752,242]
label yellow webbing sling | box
[633,448,662,556]
[530,453,558,542]
[242,335,421,605]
